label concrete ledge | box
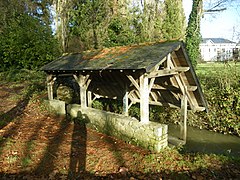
[67,104,168,152]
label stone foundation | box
[49,100,168,152]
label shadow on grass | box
[67,119,87,179]
[0,160,240,179]
[0,82,43,129]
[0,82,45,154]
[34,118,72,174]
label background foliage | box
[0,0,60,71]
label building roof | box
[202,38,236,44]
[42,41,208,112]
[41,41,183,72]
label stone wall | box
[49,100,168,152]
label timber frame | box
[42,41,208,143]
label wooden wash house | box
[41,41,208,145]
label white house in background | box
[200,38,237,61]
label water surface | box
[168,124,240,157]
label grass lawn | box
[196,62,240,75]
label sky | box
[183,0,240,42]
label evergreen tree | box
[0,14,60,70]
[185,0,203,67]
[162,0,186,40]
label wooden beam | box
[88,91,92,107]
[127,75,140,91]
[180,93,187,143]
[152,84,180,92]
[47,75,56,100]
[167,54,171,69]
[123,85,129,116]
[187,86,198,91]
[139,74,149,123]
[194,106,206,111]
[167,60,195,110]
[174,67,190,72]
[147,69,178,78]
[147,67,189,78]
[132,98,179,109]
[150,92,158,102]
[148,78,155,94]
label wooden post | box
[79,74,87,108]
[123,85,129,116]
[167,53,171,69]
[47,74,54,100]
[140,74,149,123]
[88,91,92,107]
[73,74,91,108]
[180,92,188,143]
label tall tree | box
[52,0,74,52]
[162,0,186,40]
[185,0,203,67]
[68,0,112,51]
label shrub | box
[0,14,60,71]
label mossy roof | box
[41,41,183,72]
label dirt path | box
[0,83,150,179]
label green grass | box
[196,62,240,75]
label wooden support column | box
[180,92,188,143]
[140,74,149,123]
[73,74,91,108]
[167,53,171,69]
[123,85,129,116]
[79,74,87,108]
[47,74,55,100]
[87,91,92,107]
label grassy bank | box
[194,62,240,136]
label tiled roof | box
[202,38,236,44]
[41,41,182,72]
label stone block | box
[67,106,168,152]
[48,100,66,115]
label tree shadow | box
[0,82,42,129]
[34,118,71,174]
[0,82,44,152]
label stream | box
[168,124,240,157]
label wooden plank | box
[139,74,149,123]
